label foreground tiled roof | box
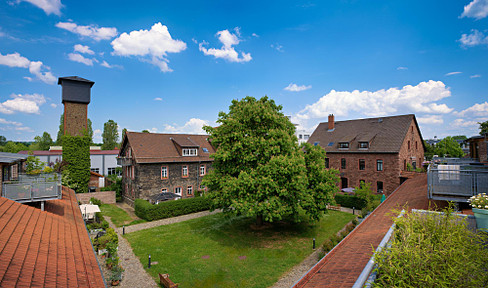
[294,174,445,288]
[308,114,424,153]
[0,187,105,287]
[122,132,216,163]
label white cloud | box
[417,115,444,124]
[0,93,46,114]
[459,29,488,47]
[271,43,283,52]
[18,0,63,16]
[397,66,408,70]
[93,129,102,143]
[0,118,32,132]
[284,83,312,92]
[68,53,95,66]
[0,52,56,84]
[456,102,488,117]
[252,33,259,37]
[162,118,213,134]
[471,74,482,78]
[111,22,186,72]
[154,97,162,101]
[50,103,57,108]
[451,118,483,128]
[461,0,488,19]
[445,71,462,76]
[56,21,118,41]
[199,29,252,63]
[294,80,453,128]
[73,44,94,55]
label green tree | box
[0,141,28,153]
[479,120,488,135]
[436,136,464,158]
[87,118,94,144]
[120,128,127,147]
[102,120,119,150]
[142,130,150,133]
[33,132,53,150]
[0,136,6,146]
[451,135,467,142]
[203,96,336,225]
[424,140,435,160]
[25,156,46,174]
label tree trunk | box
[256,214,263,226]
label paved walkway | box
[105,209,221,288]
[294,174,445,288]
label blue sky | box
[0,0,487,143]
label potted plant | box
[109,265,123,286]
[468,193,488,230]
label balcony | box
[427,162,488,202]
[117,157,133,166]
[2,173,62,204]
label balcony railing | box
[117,157,133,166]
[427,163,488,202]
[2,173,62,203]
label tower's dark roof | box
[57,76,95,87]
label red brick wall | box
[398,119,425,171]
[76,191,115,204]
[64,102,87,137]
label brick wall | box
[64,102,87,137]
[398,119,425,171]
[76,191,115,204]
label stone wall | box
[76,191,115,204]
[398,118,425,171]
[64,102,87,137]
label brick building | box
[118,132,215,205]
[466,134,488,163]
[308,114,425,195]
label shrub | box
[334,194,367,209]
[373,207,488,287]
[322,239,334,253]
[135,197,212,221]
[90,197,102,206]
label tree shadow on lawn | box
[187,212,325,250]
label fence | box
[2,173,62,203]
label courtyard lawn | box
[100,204,146,227]
[125,210,355,288]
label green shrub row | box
[134,197,212,221]
[334,194,368,209]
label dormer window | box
[339,142,349,149]
[359,142,369,149]
[182,148,198,156]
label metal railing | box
[116,157,132,166]
[2,173,62,203]
[427,163,488,202]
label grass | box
[100,204,146,227]
[125,210,355,288]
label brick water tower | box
[57,76,94,136]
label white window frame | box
[182,166,188,177]
[161,166,168,179]
[175,187,182,195]
[182,148,198,156]
[200,164,206,176]
[187,186,193,195]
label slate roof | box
[57,76,95,86]
[0,186,105,287]
[308,114,424,153]
[121,132,216,164]
[0,152,27,164]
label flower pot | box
[111,280,120,286]
[472,208,488,230]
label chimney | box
[58,76,94,137]
[328,114,335,130]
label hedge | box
[134,197,212,221]
[334,194,367,210]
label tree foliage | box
[0,141,28,153]
[102,120,119,150]
[479,120,488,135]
[33,132,53,150]
[62,135,90,193]
[203,96,338,224]
[436,136,464,158]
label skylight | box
[203,148,209,153]
[328,142,334,146]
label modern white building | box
[19,146,120,176]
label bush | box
[135,197,212,221]
[373,206,488,287]
[334,194,367,209]
[90,197,102,206]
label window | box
[199,185,206,191]
[108,167,116,175]
[200,164,206,176]
[359,159,365,170]
[161,166,168,179]
[314,142,320,146]
[203,148,209,153]
[412,161,417,170]
[377,181,383,193]
[187,186,193,195]
[182,165,188,177]
[304,135,310,140]
[415,141,418,150]
[377,160,383,171]
[175,187,182,195]
[182,148,198,156]
[341,158,346,169]
[161,188,168,193]
[298,134,303,139]
[325,158,329,169]
[359,142,368,149]
[339,142,349,149]
[341,177,348,189]
[90,168,100,174]
[408,141,411,150]
[328,142,334,147]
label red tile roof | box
[294,174,446,288]
[0,187,105,287]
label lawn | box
[125,210,355,288]
[100,204,146,227]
